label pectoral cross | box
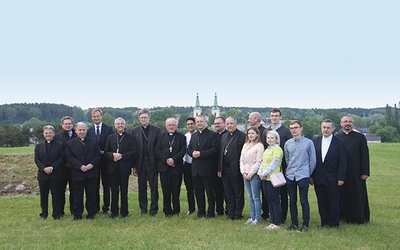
[169,146,172,153]
[224,149,227,155]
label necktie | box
[96,125,100,141]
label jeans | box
[262,180,282,225]
[287,177,310,227]
[244,174,261,222]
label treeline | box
[0,103,386,125]
[0,102,399,147]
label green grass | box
[1,143,400,249]
[0,145,34,154]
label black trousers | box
[39,178,60,218]
[193,174,215,217]
[72,178,97,218]
[315,184,340,227]
[222,168,244,219]
[137,158,159,215]
[261,185,270,219]
[96,157,110,213]
[214,174,225,215]
[59,177,74,215]
[160,168,183,214]
[280,183,288,223]
[110,167,130,217]
[183,163,195,212]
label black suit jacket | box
[155,131,186,174]
[87,123,114,151]
[187,127,219,177]
[65,137,100,181]
[104,132,136,176]
[218,129,246,177]
[54,129,77,179]
[131,124,161,173]
[312,135,347,186]
[34,139,65,180]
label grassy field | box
[0,143,400,249]
[0,145,34,155]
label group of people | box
[35,108,370,231]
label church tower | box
[211,93,220,118]
[193,93,202,117]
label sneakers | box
[245,218,254,225]
[265,224,281,230]
[250,220,260,225]
[286,224,298,231]
[297,225,309,233]
[244,219,260,225]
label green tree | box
[376,126,399,142]
[178,114,190,129]
[0,124,30,147]
[322,110,341,126]
[150,108,175,132]
[368,124,381,134]
[208,114,216,126]
[394,104,399,132]
[28,107,43,119]
[102,113,114,126]
[222,108,244,123]
[23,117,43,129]
[385,104,392,126]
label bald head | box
[248,112,261,126]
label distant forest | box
[0,102,386,125]
[1,102,399,146]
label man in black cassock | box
[336,115,370,224]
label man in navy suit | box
[65,122,100,220]
[87,108,114,214]
[131,109,161,216]
[34,125,65,219]
[311,119,347,228]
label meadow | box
[0,143,399,249]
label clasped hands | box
[80,164,94,172]
[113,152,123,162]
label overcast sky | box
[1,1,399,110]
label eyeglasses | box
[289,126,300,130]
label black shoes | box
[194,214,205,220]
[297,225,309,232]
[286,224,298,231]
[186,210,195,216]
[73,216,82,221]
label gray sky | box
[1,1,399,109]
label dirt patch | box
[0,154,139,195]
[0,154,36,195]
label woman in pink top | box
[240,126,264,225]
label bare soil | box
[0,154,139,195]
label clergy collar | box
[343,129,353,135]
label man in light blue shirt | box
[284,120,316,232]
